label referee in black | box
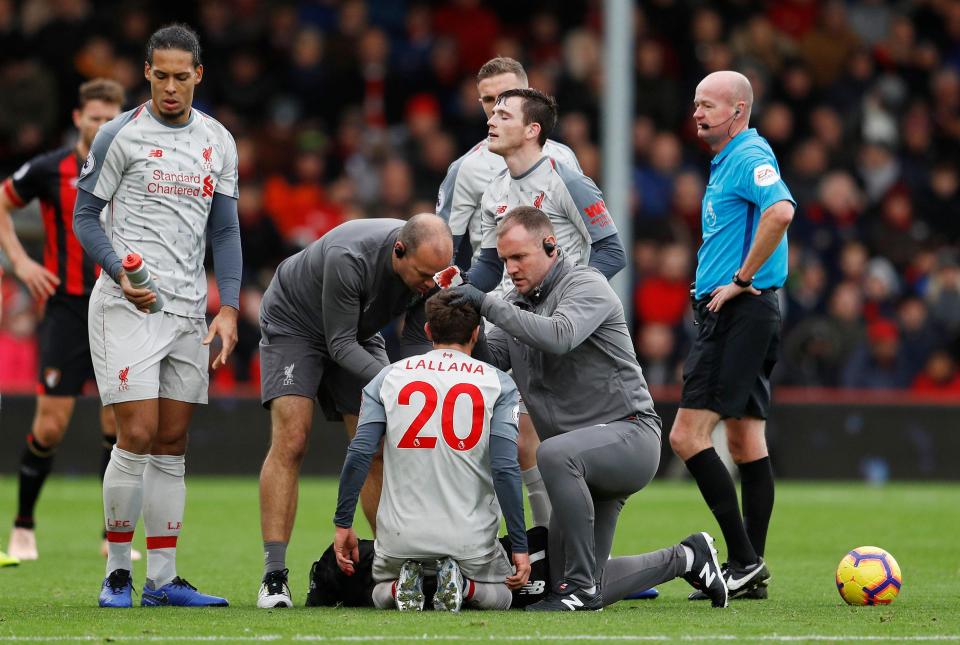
[669,71,795,600]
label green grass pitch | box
[0,476,958,642]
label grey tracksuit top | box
[259,218,415,384]
[482,256,660,438]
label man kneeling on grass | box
[331,290,530,611]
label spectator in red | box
[841,318,913,389]
[433,0,499,74]
[263,142,345,247]
[911,350,960,393]
[634,243,690,327]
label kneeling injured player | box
[332,289,530,611]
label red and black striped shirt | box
[2,146,100,296]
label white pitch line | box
[0,636,958,643]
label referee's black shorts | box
[680,289,781,420]
[36,294,95,396]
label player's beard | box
[161,106,187,120]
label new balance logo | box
[560,594,584,610]
[282,363,295,386]
[148,149,163,158]
[496,204,508,215]
[201,175,214,198]
[699,562,717,588]
[519,580,545,595]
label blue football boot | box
[99,569,134,608]
[141,576,229,607]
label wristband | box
[732,271,753,288]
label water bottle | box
[122,253,163,314]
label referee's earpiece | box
[734,107,742,117]
[394,243,406,259]
[543,238,557,257]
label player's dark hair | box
[146,23,202,67]
[477,57,528,85]
[397,213,452,255]
[78,78,125,108]
[425,289,481,346]
[495,88,557,147]
[498,206,555,240]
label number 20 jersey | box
[359,348,519,560]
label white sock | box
[682,545,695,573]
[142,454,185,589]
[103,446,148,576]
[464,580,512,610]
[522,466,552,527]
[372,581,396,609]
[583,585,597,595]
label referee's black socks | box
[739,456,774,559]
[685,448,758,567]
[16,434,56,529]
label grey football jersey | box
[78,103,239,318]
[437,138,580,266]
[359,349,519,560]
[479,156,618,298]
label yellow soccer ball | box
[836,546,902,606]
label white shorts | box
[88,283,209,405]
[373,542,513,584]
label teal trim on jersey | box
[76,105,140,195]
[145,102,196,129]
[510,155,550,181]
[694,129,794,299]
[437,150,468,224]
[491,369,520,442]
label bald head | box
[399,213,453,257]
[694,70,754,152]
[394,213,454,294]
[698,71,754,114]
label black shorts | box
[258,319,388,421]
[680,290,781,419]
[398,297,432,359]
[36,294,94,396]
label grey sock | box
[264,541,287,577]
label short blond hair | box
[477,57,528,85]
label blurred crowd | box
[2,0,960,395]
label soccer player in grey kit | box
[449,207,729,610]
[256,214,453,608]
